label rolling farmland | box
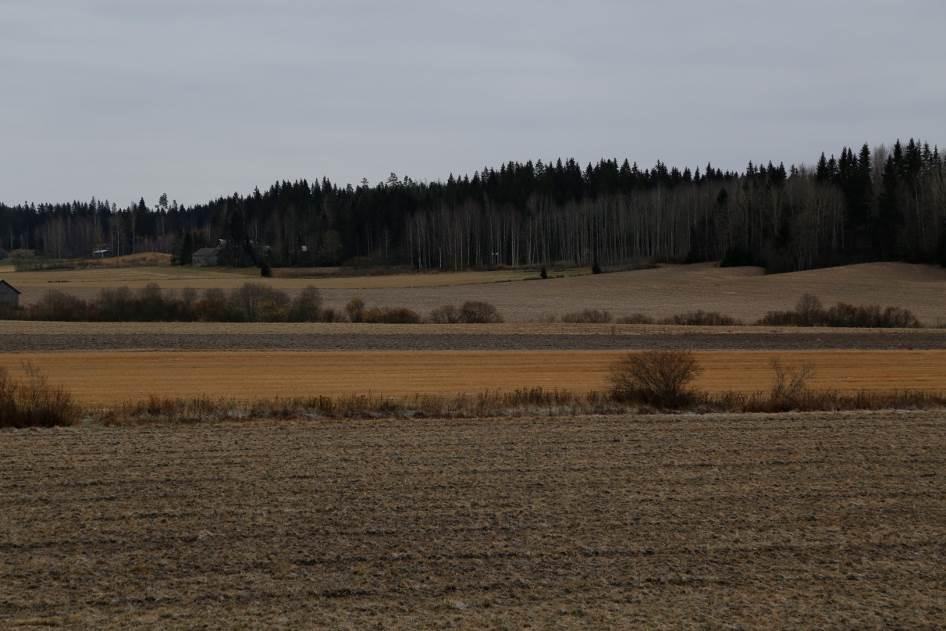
[5,261,946,324]
[3,260,946,628]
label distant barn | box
[192,247,221,267]
[0,280,20,308]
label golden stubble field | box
[2,350,945,404]
[2,412,944,628]
[4,261,946,323]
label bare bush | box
[228,283,290,322]
[459,301,503,323]
[362,306,422,324]
[795,293,823,326]
[196,288,230,321]
[288,286,323,322]
[346,297,366,323]
[759,294,921,328]
[608,350,703,407]
[0,365,80,428]
[616,313,656,324]
[429,305,462,323]
[320,307,344,322]
[428,301,502,323]
[28,290,91,321]
[660,311,740,326]
[768,359,816,411]
[562,309,612,323]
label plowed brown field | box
[2,350,945,404]
[2,412,944,628]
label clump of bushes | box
[608,350,702,407]
[660,310,741,326]
[615,313,656,325]
[4,284,503,324]
[429,301,503,324]
[562,309,612,323]
[345,297,366,323]
[344,297,421,323]
[459,301,503,323]
[13,284,332,323]
[361,306,423,324]
[0,365,80,428]
[758,293,921,328]
[429,304,461,323]
[27,291,93,321]
[765,359,816,412]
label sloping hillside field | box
[7,261,946,323]
[2,413,944,628]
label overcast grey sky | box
[1,0,944,205]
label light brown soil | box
[2,350,946,404]
[2,412,944,628]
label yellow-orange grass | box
[1,350,944,405]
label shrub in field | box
[0,365,80,428]
[429,304,462,323]
[795,293,824,326]
[175,288,199,321]
[228,283,290,322]
[759,293,921,328]
[96,286,135,320]
[562,309,612,323]
[767,359,816,411]
[362,306,422,323]
[288,286,324,322]
[196,288,231,321]
[346,297,366,323]
[608,350,702,407]
[428,301,502,323]
[660,310,741,326]
[320,307,344,322]
[28,290,91,321]
[459,301,503,323]
[616,313,656,324]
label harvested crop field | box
[7,261,946,323]
[2,350,945,404]
[2,412,945,628]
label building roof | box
[193,247,221,257]
[0,280,21,294]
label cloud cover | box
[1,0,944,204]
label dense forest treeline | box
[2,139,945,273]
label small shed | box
[0,280,20,308]
[192,247,221,267]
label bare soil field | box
[2,350,945,404]
[3,329,946,352]
[5,261,946,323]
[2,412,944,628]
